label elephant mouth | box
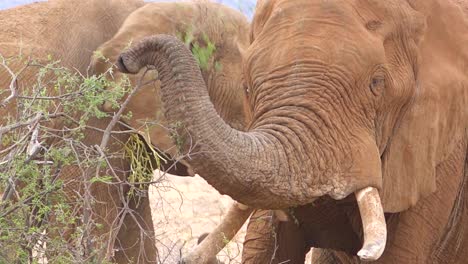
[288,190,388,260]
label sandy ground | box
[149,171,313,264]
[149,172,247,263]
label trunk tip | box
[116,54,136,74]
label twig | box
[0,112,43,155]
[0,185,61,218]
[39,112,137,135]
[26,117,42,157]
[16,91,83,100]
[0,112,43,138]
[0,55,28,107]
[99,67,157,150]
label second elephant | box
[92,1,251,176]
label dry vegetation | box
[0,41,312,264]
[149,173,247,263]
[0,51,248,263]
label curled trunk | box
[117,34,390,261]
[118,35,301,208]
[117,35,381,209]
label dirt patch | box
[149,172,246,263]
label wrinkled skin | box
[245,137,467,263]
[117,0,467,262]
[0,1,158,263]
[241,0,468,263]
[92,1,251,176]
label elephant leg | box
[82,119,131,260]
[44,164,123,262]
[311,248,358,264]
[272,217,308,264]
[88,180,123,260]
[243,209,307,264]
[242,210,279,264]
[113,190,158,264]
[49,118,137,261]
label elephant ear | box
[380,84,438,212]
[250,0,276,42]
[381,2,467,212]
[378,3,430,212]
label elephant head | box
[116,0,467,260]
[91,1,250,175]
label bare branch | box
[26,116,43,158]
[100,67,157,150]
[0,112,43,136]
[17,91,83,100]
[0,54,28,107]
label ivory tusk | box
[181,202,253,264]
[355,187,387,261]
[274,209,289,222]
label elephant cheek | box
[348,136,382,195]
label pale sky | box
[0,0,256,18]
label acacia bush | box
[0,25,238,263]
[0,53,161,263]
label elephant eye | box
[369,76,385,96]
[242,80,250,94]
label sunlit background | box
[0,0,256,18]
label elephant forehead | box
[142,0,255,19]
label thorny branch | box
[0,54,27,107]
[99,66,157,150]
[0,57,164,263]
[0,55,229,264]
[91,65,158,261]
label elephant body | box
[116,0,467,263]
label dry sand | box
[149,171,313,264]
[149,172,247,263]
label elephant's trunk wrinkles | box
[117,35,307,208]
[116,34,382,211]
[117,34,389,260]
[355,187,387,261]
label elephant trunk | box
[117,35,297,208]
[117,34,389,260]
[116,35,385,214]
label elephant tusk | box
[355,187,387,261]
[181,202,253,264]
[274,209,290,222]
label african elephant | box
[0,1,155,263]
[117,0,468,263]
[92,1,251,177]
[91,3,251,259]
